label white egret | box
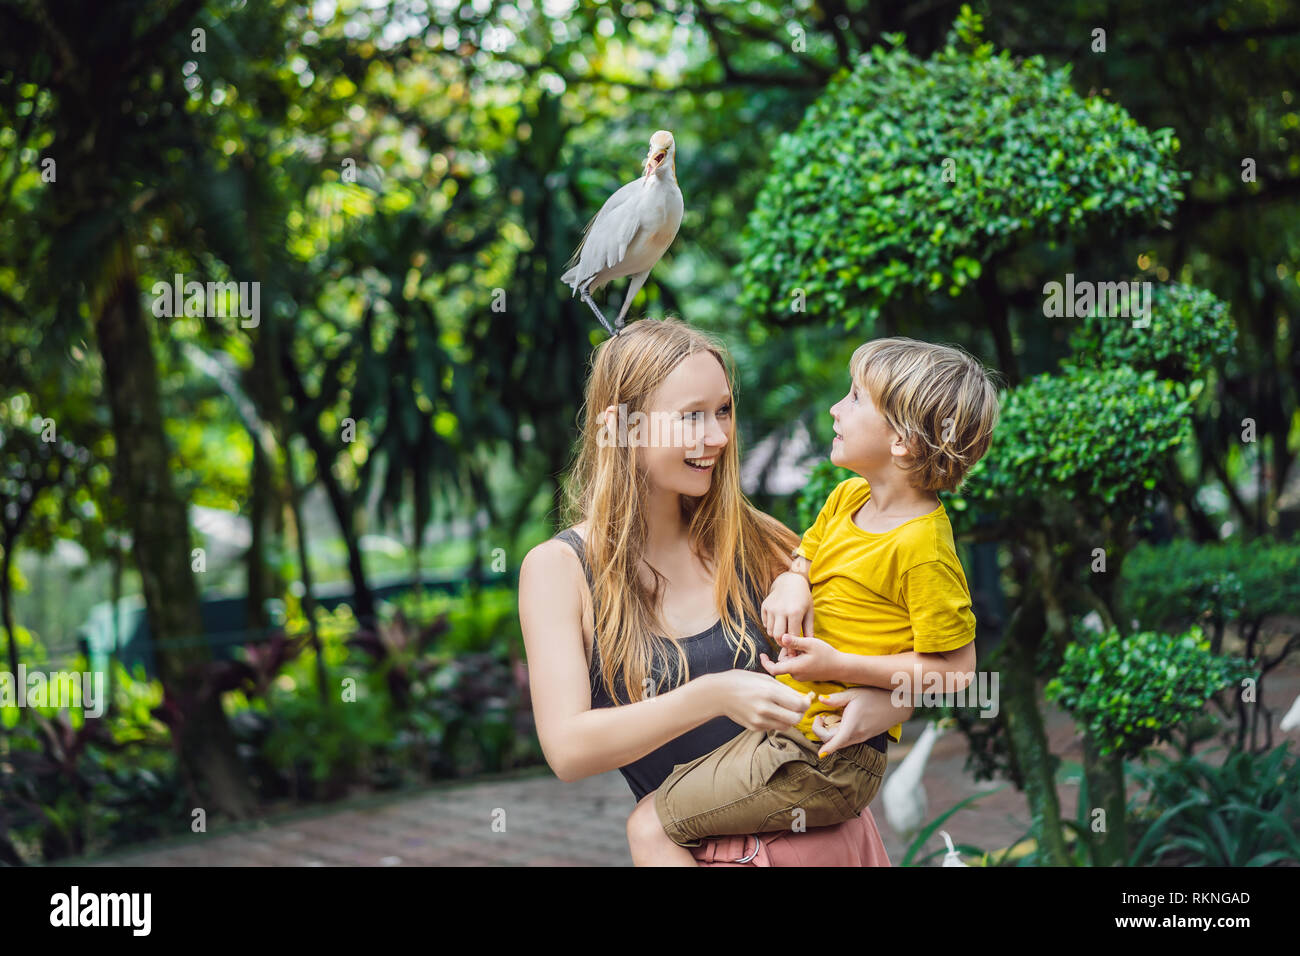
[1280,693,1300,732]
[940,829,969,867]
[561,130,683,336]
[882,719,949,839]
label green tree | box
[984,0,1300,539]
[0,0,256,817]
[765,10,1235,864]
[736,8,1183,386]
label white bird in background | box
[882,719,949,839]
[1280,693,1300,733]
[561,130,683,336]
[940,830,969,867]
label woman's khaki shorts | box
[653,726,888,848]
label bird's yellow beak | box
[644,149,667,180]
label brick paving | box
[70,768,635,867]
[65,661,1300,867]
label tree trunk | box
[321,458,376,625]
[92,242,255,820]
[1000,593,1071,865]
[1082,732,1128,866]
[411,470,426,591]
[107,534,123,703]
[1,543,17,679]
[110,536,123,660]
[246,440,273,630]
[977,267,1020,388]
[285,436,329,707]
[279,350,376,623]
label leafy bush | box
[412,650,530,777]
[1127,744,1300,865]
[231,586,542,799]
[257,653,398,800]
[0,659,184,863]
[1121,536,1300,642]
[958,366,1196,521]
[394,585,522,657]
[737,6,1183,329]
[402,586,541,776]
[230,601,404,798]
[1066,282,1236,382]
[1117,536,1300,750]
[1044,623,1253,758]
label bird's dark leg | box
[579,287,620,337]
[617,271,652,330]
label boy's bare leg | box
[626,790,699,866]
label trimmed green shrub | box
[1121,536,1300,640]
[1066,282,1236,381]
[958,366,1196,520]
[737,7,1183,330]
[1045,622,1254,758]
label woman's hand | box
[810,686,913,757]
[760,572,814,641]
[707,670,815,733]
[759,633,846,683]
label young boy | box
[625,336,1001,865]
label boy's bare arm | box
[827,641,976,693]
[761,553,814,641]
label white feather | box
[882,721,945,838]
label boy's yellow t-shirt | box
[776,477,976,745]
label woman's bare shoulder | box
[519,527,594,663]
[520,524,588,586]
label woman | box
[518,318,913,865]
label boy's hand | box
[811,687,897,758]
[760,572,814,641]
[759,634,845,683]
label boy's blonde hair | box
[850,337,1002,493]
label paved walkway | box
[76,766,635,867]
[56,710,1112,867]
[68,665,1300,867]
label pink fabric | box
[691,805,892,867]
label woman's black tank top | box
[554,528,773,803]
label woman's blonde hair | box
[850,337,1003,493]
[562,318,797,704]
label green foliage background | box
[1,0,1299,865]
